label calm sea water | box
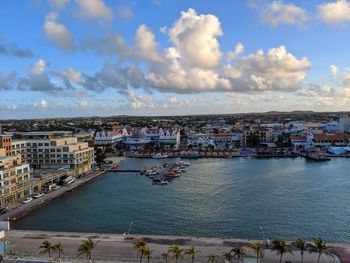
[13,158,350,243]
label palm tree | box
[77,239,98,261]
[134,238,148,263]
[162,252,170,263]
[144,246,153,263]
[249,242,264,263]
[207,253,218,263]
[307,237,327,263]
[231,246,246,263]
[292,237,306,263]
[185,246,200,263]
[222,252,233,263]
[271,240,292,263]
[52,242,63,261]
[39,240,52,259]
[168,244,184,263]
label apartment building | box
[0,135,12,156]
[243,128,273,147]
[25,134,95,176]
[0,150,31,207]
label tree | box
[77,239,98,261]
[249,242,264,263]
[231,246,246,263]
[39,240,53,260]
[307,237,327,263]
[144,246,153,263]
[134,238,148,263]
[168,244,184,263]
[271,240,292,263]
[292,237,306,263]
[162,252,170,263]
[222,252,233,263]
[207,253,218,263]
[185,246,200,263]
[52,242,63,261]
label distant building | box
[94,131,123,145]
[312,133,350,148]
[339,116,350,133]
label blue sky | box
[1,0,350,119]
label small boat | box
[152,153,168,159]
[110,164,119,171]
[152,179,168,185]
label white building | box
[94,131,123,145]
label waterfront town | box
[1,113,350,262]
[1,112,350,210]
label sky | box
[1,0,350,119]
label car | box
[33,192,44,199]
[0,208,8,215]
[22,197,33,204]
[94,167,100,171]
[51,185,61,190]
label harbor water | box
[12,157,350,243]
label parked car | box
[51,185,61,190]
[33,192,44,199]
[0,208,8,215]
[22,197,33,204]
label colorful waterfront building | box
[94,131,123,145]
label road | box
[3,230,339,263]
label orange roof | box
[313,133,350,141]
[291,135,306,142]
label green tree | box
[307,237,327,263]
[231,246,246,263]
[184,246,200,263]
[77,239,98,261]
[134,238,148,263]
[222,252,233,263]
[207,253,218,263]
[249,242,264,263]
[168,244,184,263]
[162,252,170,263]
[39,240,53,260]
[271,240,292,263]
[292,237,306,263]
[52,242,63,261]
[144,246,153,263]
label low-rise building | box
[94,131,123,145]
[26,135,95,176]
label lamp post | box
[123,221,134,237]
[260,226,269,248]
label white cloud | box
[40,100,48,109]
[79,100,88,108]
[75,0,113,20]
[330,65,338,77]
[230,45,312,92]
[48,0,70,8]
[44,12,74,50]
[317,0,350,25]
[31,59,47,75]
[135,24,163,63]
[62,68,81,83]
[226,42,244,61]
[261,1,308,27]
[169,8,223,68]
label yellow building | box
[0,150,31,208]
